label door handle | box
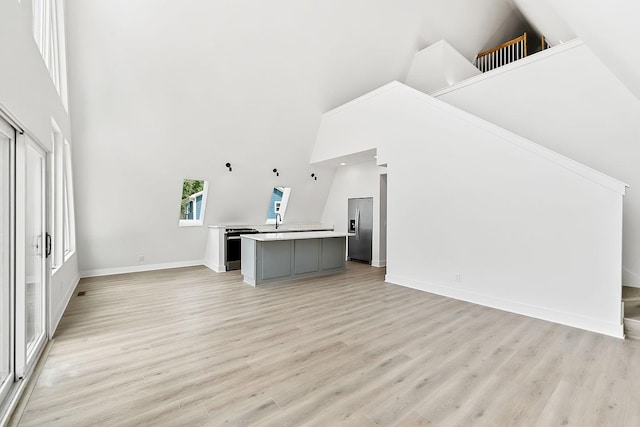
[355,208,360,240]
[46,232,52,258]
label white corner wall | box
[313,81,626,337]
[404,40,481,94]
[432,40,640,288]
[320,160,387,267]
[0,1,79,335]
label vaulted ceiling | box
[63,0,640,271]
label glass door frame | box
[15,133,49,380]
[0,117,16,404]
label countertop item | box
[240,231,347,242]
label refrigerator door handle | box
[355,208,360,240]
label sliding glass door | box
[0,117,50,413]
[16,136,48,378]
[0,117,14,403]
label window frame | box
[178,180,209,227]
[265,187,291,224]
[62,140,75,259]
[50,122,75,272]
[32,0,68,109]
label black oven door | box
[225,236,242,271]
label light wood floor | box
[13,263,640,426]
[623,286,640,319]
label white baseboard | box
[203,260,226,273]
[385,273,624,339]
[80,260,205,278]
[372,259,386,268]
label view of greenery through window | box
[179,179,205,220]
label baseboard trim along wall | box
[385,274,625,339]
[80,260,205,278]
[203,260,226,273]
[372,259,386,268]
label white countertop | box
[209,223,334,232]
[241,231,348,241]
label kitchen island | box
[204,223,334,272]
[241,231,347,286]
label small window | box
[266,187,291,224]
[179,179,208,227]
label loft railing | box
[475,33,551,73]
[475,33,527,73]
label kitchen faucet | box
[275,213,282,229]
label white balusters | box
[475,33,540,73]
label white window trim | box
[62,140,75,257]
[50,121,75,273]
[50,123,63,270]
[179,181,209,227]
[265,187,291,224]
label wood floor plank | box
[14,263,640,426]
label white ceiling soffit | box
[310,148,378,169]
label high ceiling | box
[63,0,640,271]
[513,0,640,100]
[65,0,640,118]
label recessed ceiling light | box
[374,155,377,159]
[340,162,347,166]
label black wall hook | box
[225,162,232,172]
[273,168,279,176]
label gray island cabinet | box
[240,231,347,286]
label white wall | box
[0,1,70,147]
[404,41,481,94]
[313,81,626,337]
[62,0,640,278]
[63,0,540,275]
[433,40,640,287]
[0,0,79,335]
[320,160,387,266]
[379,173,387,265]
[64,0,440,275]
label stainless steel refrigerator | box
[348,197,373,264]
